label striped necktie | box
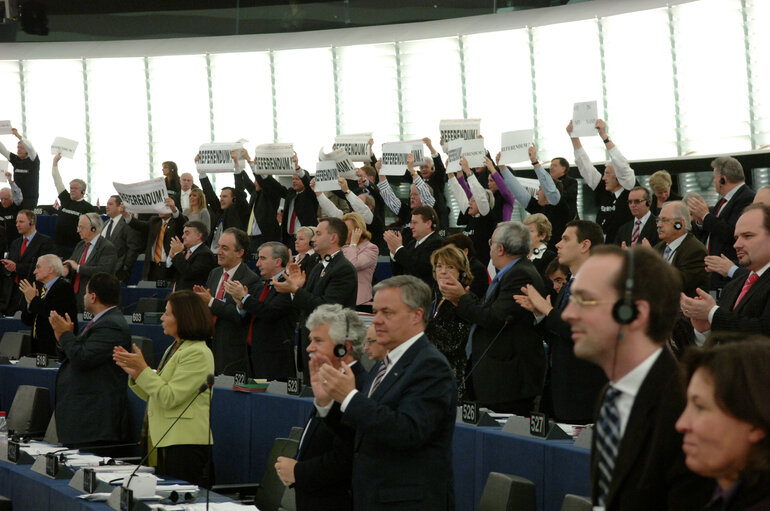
[368,355,390,397]
[596,386,622,506]
[32,285,47,338]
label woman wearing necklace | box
[114,289,215,488]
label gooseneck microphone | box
[461,316,513,392]
[124,374,215,492]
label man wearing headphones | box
[653,201,708,298]
[383,205,443,289]
[687,156,754,293]
[274,304,367,511]
[562,245,712,511]
[63,213,117,311]
[613,186,659,247]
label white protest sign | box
[380,142,412,176]
[334,133,372,162]
[197,143,242,173]
[319,148,357,179]
[571,101,598,138]
[462,138,486,168]
[113,177,171,215]
[51,137,79,159]
[518,177,541,197]
[446,139,463,173]
[0,161,7,178]
[403,139,426,165]
[500,130,534,165]
[0,121,12,135]
[253,144,295,175]
[439,119,481,143]
[314,160,341,192]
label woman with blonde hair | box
[186,188,211,233]
[523,213,556,279]
[294,225,320,276]
[341,212,378,311]
[648,169,681,215]
[425,246,474,399]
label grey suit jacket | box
[103,217,141,276]
[69,236,117,311]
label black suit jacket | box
[235,171,282,243]
[126,214,186,281]
[242,280,296,381]
[326,336,456,511]
[261,173,317,248]
[653,233,708,298]
[711,267,770,336]
[102,217,141,278]
[693,183,755,290]
[55,307,132,446]
[21,277,78,356]
[391,231,444,289]
[591,349,713,510]
[8,231,55,283]
[455,258,546,407]
[200,175,249,242]
[293,362,366,511]
[170,243,218,291]
[206,263,260,375]
[69,236,117,310]
[613,214,660,247]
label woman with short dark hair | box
[114,290,215,487]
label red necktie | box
[631,220,641,245]
[288,205,297,235]
[215,271,229,300]
[73,242,91,293]
[733,272,759,310]
[247,283,271,346]
[15,237,28,284]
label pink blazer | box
[342,239,379,305]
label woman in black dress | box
[425,246,474,399]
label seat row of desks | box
[0,362,590,511]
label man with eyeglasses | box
[562,245,712,511]
[52,153,97,257]
[613,186,659,247]
[652,201,708,298]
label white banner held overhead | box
[114,177,171,215]
[446,139,463,174]
[380,142,425,176]
[319,148,357,180]
[439,119,481,143]
[314,161,341,192]
[403,139,426,166]
[334,133,372,162]
[51,137,79,159]
[0,161,7,176]
[0,121,11,135]
[462,138,486,168]
[518,177,541,197]
[499,130,534,165]
[571,101,598,138]
[253,144,295,175]
[197,143,241,173]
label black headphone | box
[719,176,726,185]
[86,214,97,232]
[673,220,683,230]
[333,315,350,358]
[459,270,467,282]
[612,249,638,325]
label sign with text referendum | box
[314,161,341,192]
[380,141,425,176]
[253,144,295,175]
[439,119,480,143]
[446,139,463,174]
[499,130,534,165]
[114,177,171,214]
[571,101,598,138]
[196,143,242,173]
[319,148,356,179]
[51,137,78,159]
[334,133,372,162]
[0,121,11,135]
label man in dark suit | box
[312,275,456,511]
[546,156,579,221]
[442,221,546,415]
[49,272,132,455]
[167,220,217,291]
[123,198,186,282]
[614,186,660,247]
[654,201,708,298]
[688,156,755,292]
[194,227,260,376]
[198,157,249,249]
[682,204,770,339]
[62,213,118,312]
[101,195,141,283]
[274,304,367,511]
[235,151,282,257]
[515,220,608,424]
[0,174,24,255]
[262,155,318,252]
[274,217,357,380]
[226,241,296,380]
[19,254,78,356]
[383,205,443,289]
[562,245,712,510]
[0,209,55,315]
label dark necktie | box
[596,386,622,506]
[105,219,114,240]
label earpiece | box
[612,249,638,325]
[673,221,683,230]
[334,344,347,358]
[719,176,726,185]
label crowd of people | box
[1,118,769,510]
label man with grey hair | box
[52,153,97,257]
[441,221,546,414]
[0,171,24,254]
[63,212,117,311]
[687,155,754,292]
[311,275,457,511]
[274,304,367,511]
[20,253,78,355]
[653,201,708,297]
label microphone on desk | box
[124,374,215,494]
[460,316,514,394]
